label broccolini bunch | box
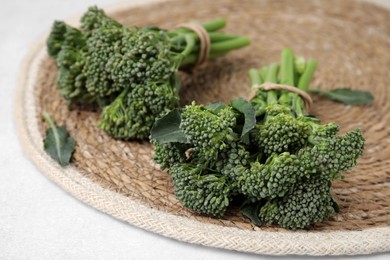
[151,49,365,229]
[47,6,250,139]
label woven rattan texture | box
[36,0,390,232]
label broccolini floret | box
[48,23,94,104]
[259,176,335,229]
[169,163,231,216]
[216,142,251,193]
[180,102,238,161]
[47,6,250,139]
[47,21,67,58]
[99,77,179,139]
[83,24,125,99]
[150,48,367,230]
[80,6,120,36]
[238,152,302,201]
[152,141,190,170]
[253,104,309,156]
[238,128,364,201]
[300,128,365,180]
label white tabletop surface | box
[1,0,389,259]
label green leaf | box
[240,201,262,226]
[310,88,374,105]
[150,109,189,144]
[230,98,256,137]
[241,132,250,145]
[43,113,75,167]
[205,102,226,114]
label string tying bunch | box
[176,22,211,67]
[250,82,313,112]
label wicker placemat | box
[15,0,390,255]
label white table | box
[1,0,389,259]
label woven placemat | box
[15,0,390,256]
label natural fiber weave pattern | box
[15,0,390,255]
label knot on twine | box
[250,82,313,112]
[176,22,210,67]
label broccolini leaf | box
[151,109,189,144]
[205,102,226,114]
[310,88,374,105]
[240,201,262,226]
[230,98,256,137]
[331,196,340,213]
[43,113,75,166]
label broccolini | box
[47,6,250,139]
[151,48,366,229]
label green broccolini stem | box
[280,48,295,86]
[186,38,249,58]
[170,32,237,45]
[189,34,245,51]
[99,89,128,124]
[294,56,306,74]
[294,56,306,86]
[179,37,250,66]
[265,63,279,83]
[292,94,304,116]
[265,63,279,105]
[249,68,268,114]
[179,52,226,66]
[248,69,266,113]
[293,59,317,115]
[208,33,242,42]
[181,34,196,57]
[207,37,251,52]
[278,48,295,106]
[249,50,318,116]
[298,59,317,91]
[169,18,226,36]
[168,18,229,56]
[169,29,236,44]
[201,18,227,32]
[259,66,268,83]
[169,18,250,68]
[248,68,262,85]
